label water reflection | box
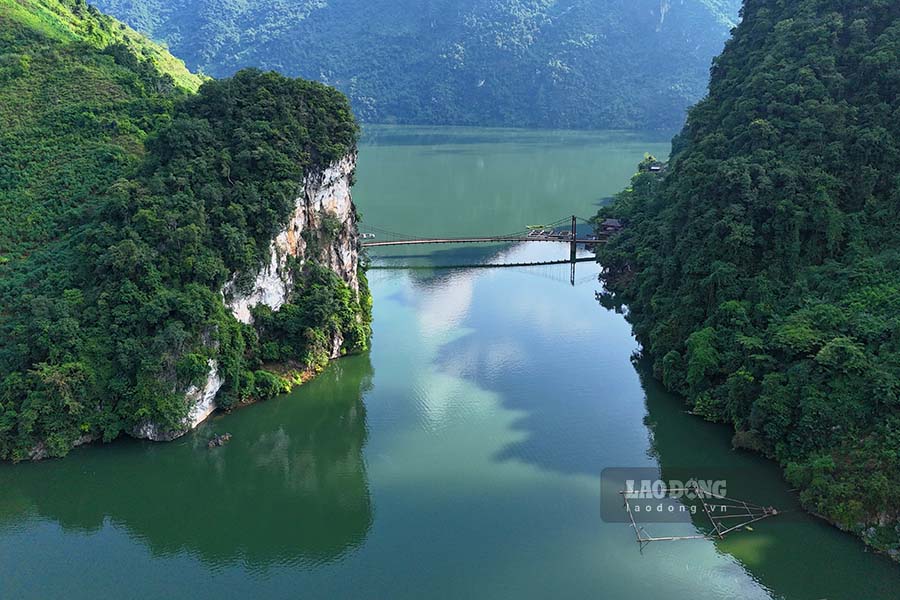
[637,358,900,600]
[404,246,900,599]
[0,355,375,568]
[5,126,897,598]
[425,253,645,477]
[369,243,512,270]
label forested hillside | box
[597,0,900,554]
[0,0,370,459]
[93,0,742,131]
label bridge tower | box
[570,215,577,261]
[570,215,578,286]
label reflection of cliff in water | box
[0,354,375,569]
[635,356,900,599]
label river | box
[1,126,897,599]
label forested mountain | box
[0,0,370,459]
[92,0,742,131]
[597,0,900,554]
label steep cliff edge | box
[134,151,366,442]
[226,152,360,328]
[124,73,370,445]
[131,359,224,443]
[0,2,368,460]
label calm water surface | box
[1,126,897,599]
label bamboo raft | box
[620,484,780,549]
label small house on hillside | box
[600,218,623,233]
[640,159,666,175]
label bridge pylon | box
[570,215,578,285]
[570,216,577,261]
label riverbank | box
[4,128,899,599]
[225,362,326,412]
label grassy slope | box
[1,0,200,89]
[0,0,201,260]
[0,0,202,456]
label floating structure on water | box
[620,484,780,549]
[208,433,232,449]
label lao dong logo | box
[623,478,727,500]
[600,468,739,523]
[622,478,729,518]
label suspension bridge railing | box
[358,215,600,247]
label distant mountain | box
[93,0,742,131]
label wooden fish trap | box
[619,483,780,549]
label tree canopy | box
[0,1,370,460]
[597,0,900,554]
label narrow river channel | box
[1,126,897,599]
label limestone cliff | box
[132,151,363,442]
[224,152,360,325]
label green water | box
[2,126,898,599]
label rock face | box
[28,431,98,461]
[132,360,224,442]
[225,152,360,324]
[135,152,361,442]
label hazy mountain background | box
[93,0,743,130]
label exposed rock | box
[73,433,99,448]
[28,442,47,461]
[225,152,360,324]
[132,359,224,442]
[208,433,232,448]
[28,432,98,461]
[133,151,361,443]
[329,329,345,360]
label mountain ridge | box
[92,0,744,131]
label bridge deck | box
[369,256,597,270]
[362,236,605,248]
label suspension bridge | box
[359,215,614,284]
[360,216,606,249]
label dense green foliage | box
[597,0,900,553]
[0,0,201,261]
[1,0,201,90]
[0,1,370,460]
[93,0,741,131]
[254,263,372,373]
